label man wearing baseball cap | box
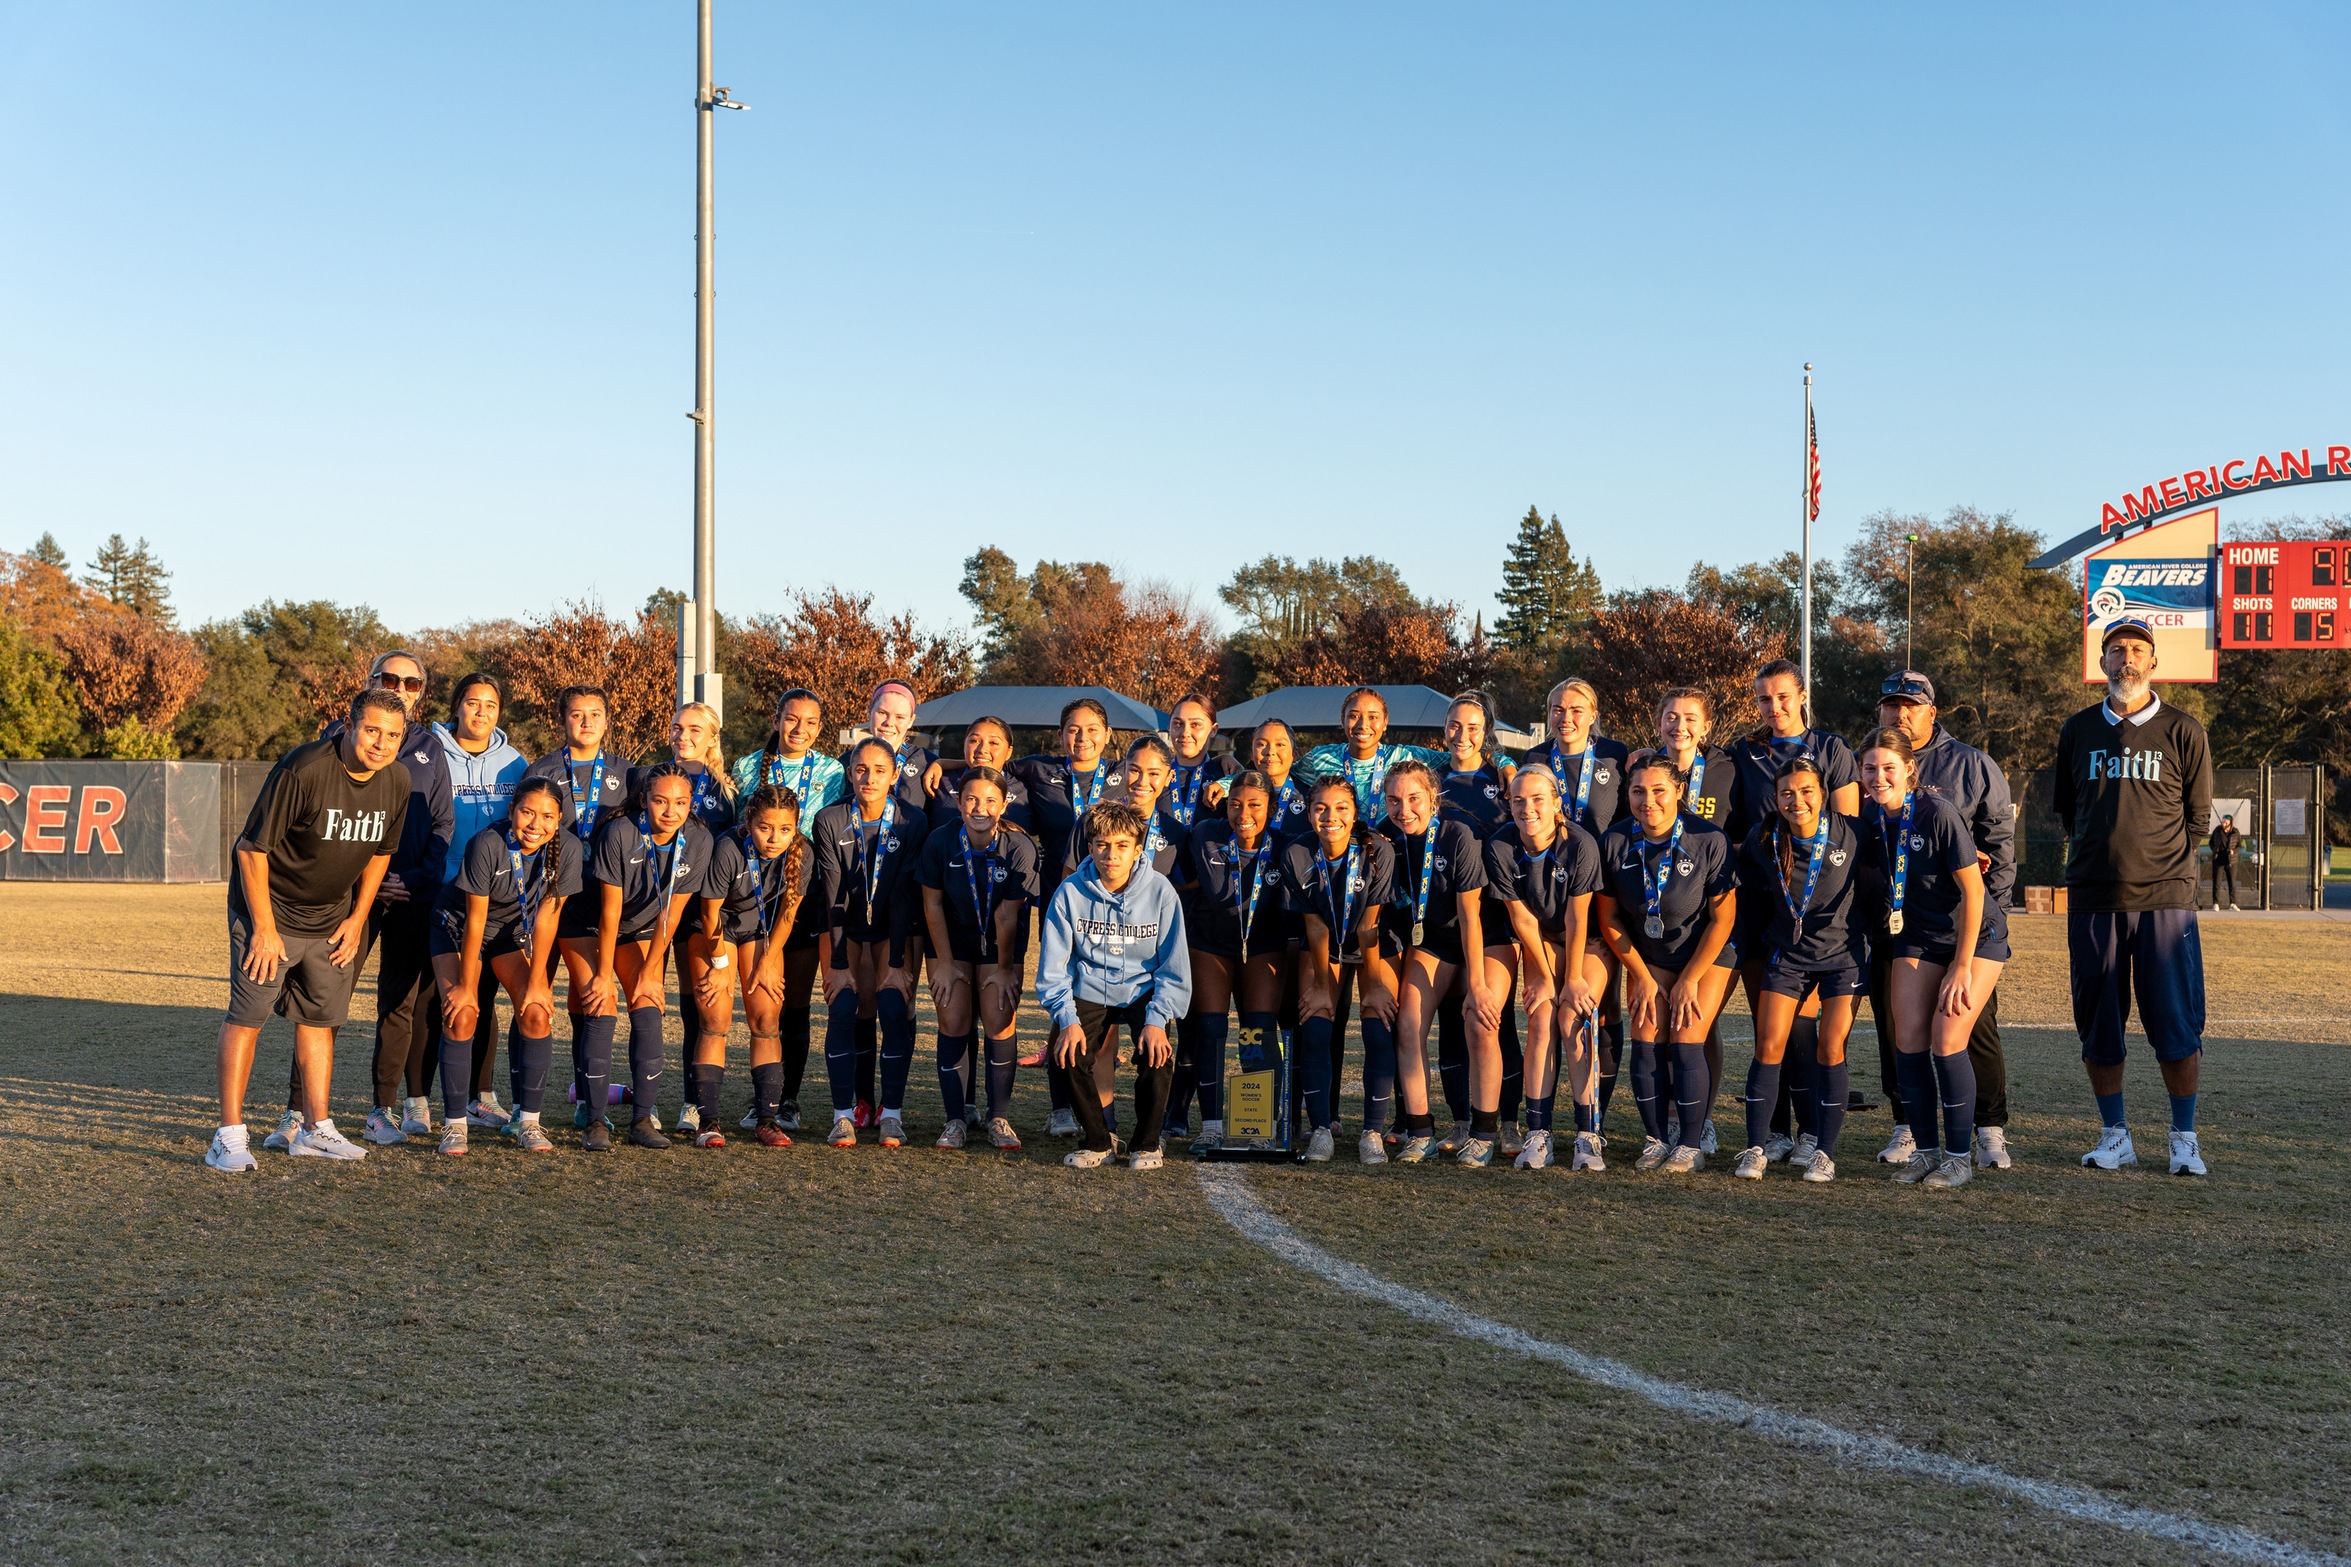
[2051,616,2214,1176]
[1869,669,2017,1169]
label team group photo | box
[5,5,2350,1565]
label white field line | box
[1196,1166,2349,1567]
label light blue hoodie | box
[435,722,530,886]
[1036,858,1193,1031]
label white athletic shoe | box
[2081,1125,2137,1171]
[400,1096,433,1136]
[1497,1122,1524,1157]
[1788,1133,1820,1170]
[828,1115,858,1148]
[1047,1107,1079,1139]
[2169,1129,2208,1177]
[466,1097,508,1130]
[1633,1135,1669,1171]
[877,1113,906,1149]
[1699,1119,1719,1156]
[1762,1132,1796,1163]
[1393,1134,1438,1165]
[513,1120,555,1153]
[262,1107,302,1151]
[1359,1130,1389,1164]
[2229,902,2241,912]
[1974,1125,2012,1170]
[1800,1151,1837,1184]
[676,1103,702,1138]
[1893,1150,1939,1186]
[1923,1154,1973,1189]
[1661,1145,1704,1174]
[439,1122,468,1156]
[1877,1126,1917,1165]
[1196,1118,1224,1151]
[986,1117,1022,1151]
[1065,1144,1115,1169]
[1302,1126,1335,1163]
[289,1119,368,1162]
[1454,1136,1496,1167]
[1570,1131,1606,1172]
[363,1107,408,1146]
[1128,1146,1164,1171]
[1515,1128,1554,1170]
[935,1119,968,1150]
[1733,1146,1768,1179]
[205,1128,256,1172]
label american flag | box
[1806,405,1822,522]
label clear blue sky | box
[4,2,2347,639]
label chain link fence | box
[2012,761,2328,910]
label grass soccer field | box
[3,884,2349,1566]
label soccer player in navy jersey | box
[917,766,1036,1150]
[813,739,928,1149]
[579,766,711,1151]
[687,785,813,1147]
[1164,692,1240,828]
[1380,760,1494,1163]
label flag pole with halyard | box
[1801,363,1819,707]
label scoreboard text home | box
[2220,541,2348,648]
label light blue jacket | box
[1036,859,1193,1031]
[435,723,530,885]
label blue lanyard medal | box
[638,812,685,926]
[1233,842,1268,946]
[766,750,820,806]
[1143,813,1165,862]
[1687,752,1706,809]
[854,799,897,929]
[1069,764,1105,820]
[1318,842,1364,963]
[1782,817,1830,931]
[1170,763,1205,827]
[1347,746,1393,822]
[1641,818,1684,942]
[568,753,606,846]
[506,829,547,950]
[745,833,789,944]
[1882,792,1915,936]
[1551,742,1597,829]
[961,828,997,960]
[1408,821,1439,948]
[1273,777,1300,833]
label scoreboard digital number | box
[2218,541,2349,648]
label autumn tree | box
[729,589,972,748]
[53,612,208,757]
[0,549,100,649]
[499,599,679,762]
[174,601,394,758]
[1584,589,1787,741]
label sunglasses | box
[1879,676,1931,699]
[374,672,426,693]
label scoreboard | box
[2218,541,2350,648]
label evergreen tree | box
[1494,507,1601,650]
[84,534,174,625]
[29,532,68,568]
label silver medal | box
[1410,921,1425,948]
[1886,910,1904,936]
[1643,915,1664,940]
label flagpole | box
[1800,362,1814,706]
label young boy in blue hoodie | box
[1037,801,1194,1170]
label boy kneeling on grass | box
[1038,801,1194,1170]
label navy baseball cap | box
[1879,670,1936,706]
[2099,616,2157,649]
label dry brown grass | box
[2,885,2347,1565]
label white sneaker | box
[1393,1134,1438,1164]
[1454,1136,1496,1167]
[1497,1122,1524,1157]
[1762,1132,1796,1163]
[1515,1128,1554,1170]
[1800,1151,1837,1184]
[1661,1144,1704,1174]
[1358,1130,1389,1164]
[205,1128,256,1172]
[677,1103,702,1137]
[1892,1150,1939,1186]
[290,1119,368,1162]
[439,1121,468,1156]
[1047,1107,1079,1139]
[878,1113,906,1149]
[363,1107,408,1146]
[1923,1153,1973,1189]
[513,1120,555,1153]
[2081,1125,2137,1171]
[1877,1125,1916,1164]
[1634,1136,1669,1171]
[401,1096,433,1136]
[1973,1125,2012,1170]
[2229,902,2241,912]
[1570,1131,1606,1172]
[1788,1133,1820,1170]
[262,1107,302,1151]
[2169,1129,2207,1177]
[986,1117,1021,1151]
[1065,1144,1115,1169]
[1302,1126,1335,1162]
[1733,1146,1768,1179]
[467,1097,508,1129]
[828,1115,858,1148]
[1194,1118,1224,1151]
[1128,1146,1164,1171]
[1699,1119,1719,1155]
[935,1119,968,1150]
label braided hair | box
[737,782,809,933]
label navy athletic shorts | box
[1760,959,1867,1001]
[2068,908,2205,1064]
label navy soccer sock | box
[1671,1040,1709,1145]
[2095,1089,2126,1128]
[512,1031,552,1115]
[568,1010,589,1107]
[1498,1005,1524,1127]
[1815,1058,1850,1157]
[1897,1051,1937,1152]
[1436,994,1468,1121]
[855,1014,878,1106]
[439,1027,475,1122]
[1594,1019,1622,1132]
[750,1055,783,1122]
[1297,1016,1335,1130]
[1785,1016,1820,1137]
[627,1006,664,1123]
[1744,1056,1782,1151]
[1523,1092,1555,1133]
[876,989,915,1113]
[2169,1093,2197,1134]
[985,1032,1017,1118]
[937,1032,973,1124]
[578,1012,616,1120]
[1358,1015,1394,1133]
[1628,1037,1667,1140]
[1195,1011,1230,1121]
[1933,1050,1978,1158]
[823,990,861,1115]
[694,1053,724,1121]
[779,1005,812,1103]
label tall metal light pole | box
[681,0,744,720]
[1800,363,1814,702]
[1904,532,1918,668]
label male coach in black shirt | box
[2052,616,2214,1178]
[1869,671,2017,1169]
[206,687,411,1171]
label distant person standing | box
[436,673,530,1130]
[2053,617,2215,1177]
[206,688,412,1171]
[2208,813,2242,911]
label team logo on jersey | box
[1909,833,1927,851]
[1595,768,1613,784]
[1676,856,1695,876]
[1828,847,1848,867]
[414,750,431,765]
[901,762,918,777]
[1482,784,1499,800]
[992,866,1008,882]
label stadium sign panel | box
[2218,540,2349,649]
[0,761,223,882]
[2030,442,2351,568]
[2081,506,2217,683]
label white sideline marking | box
[1196,1166,2347,1567]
